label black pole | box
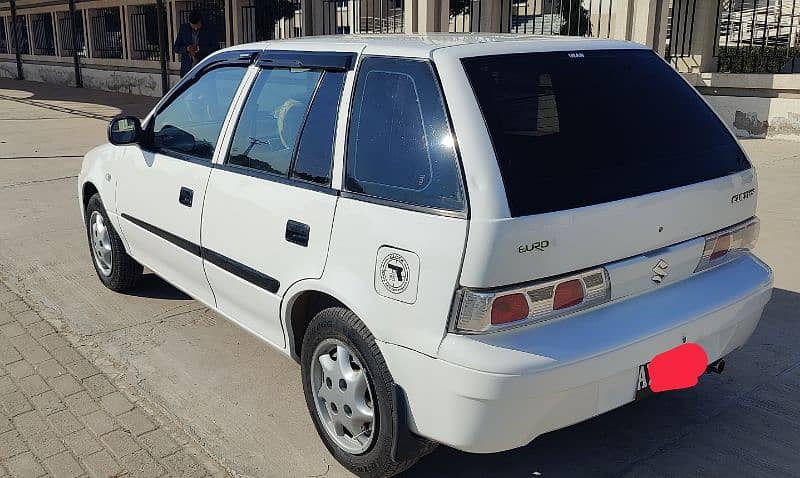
[155,0,170,96]
[67,0,83,88]
[9,0,23,80]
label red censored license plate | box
[635,343,708,400]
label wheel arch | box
[81,181,99,220]
[282,281,367,362]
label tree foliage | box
[450,0,472,18]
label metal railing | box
[130,5,163,61]
[449,0,612,37]
[322,0,405,35]
[240,0,302,42]
[90,7,123,59]
[665,0,698,66]
[715,0,800,73]
[0,17,8,54]
[57,11,87,58]
[31,13,56,56]
[11,15,30,55]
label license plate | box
[635,343,708,400]
[634,363,655,400]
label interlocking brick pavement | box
[0,284,220,477]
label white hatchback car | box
[79,34,773,477]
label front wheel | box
[85,193,142,291]
[301,307,434,478]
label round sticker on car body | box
[374,247,420,304]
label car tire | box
[301,307,435,478]
[85,193,142,292]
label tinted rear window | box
[462,49,750,217]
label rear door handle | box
[285,220,310,247]
[179,187,193,207]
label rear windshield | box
[462,49,750,217]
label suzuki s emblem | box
[651,259,669,284]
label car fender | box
[78,143,128,242]
[281,278,373,361]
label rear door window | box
[227,68,321,176]
[462,49,750,217]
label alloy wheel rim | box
[90,211,113,277]
[311,338,376,455]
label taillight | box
[553,279,584,310]
[451,268,610,334]
[695,217,759,273]
[490,293,529,325]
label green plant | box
[717,45,800,73]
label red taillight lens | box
[710,234,731,260]
[553,279,584,310]
[490,293,529,325]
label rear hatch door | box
[445,46,756,288]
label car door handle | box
[179,187,194,207]
[285,220,310,247]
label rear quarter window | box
[346,56,465,213]
[462,49,751,217]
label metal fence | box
[11,15,30,55]
[178,0,227,50]
[0,17,8,54]
[58,11,87,58]
[449,0,612,36]
[31,13,56,56]
[322,0,405,35]
[90,7,123,58]
[665,0,697,66]
[715,0,800,73]
[241,0,303,42]
[130,5,163,61]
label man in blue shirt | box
[174,9,218,77]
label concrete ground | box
[0,77,799,478]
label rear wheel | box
[85,193,142,292]
[301,307,434,478]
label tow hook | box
[706,359,726,375]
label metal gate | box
[321,0,405,35]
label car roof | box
[223,33,647,59]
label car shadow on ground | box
[121,272,191,301]
[404,288,800,477]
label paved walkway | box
[0,283,219,478]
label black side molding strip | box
[121,213,201,256]
[120,213,280,294]
[202,248,280,294]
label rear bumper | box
[379,254,773,453]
